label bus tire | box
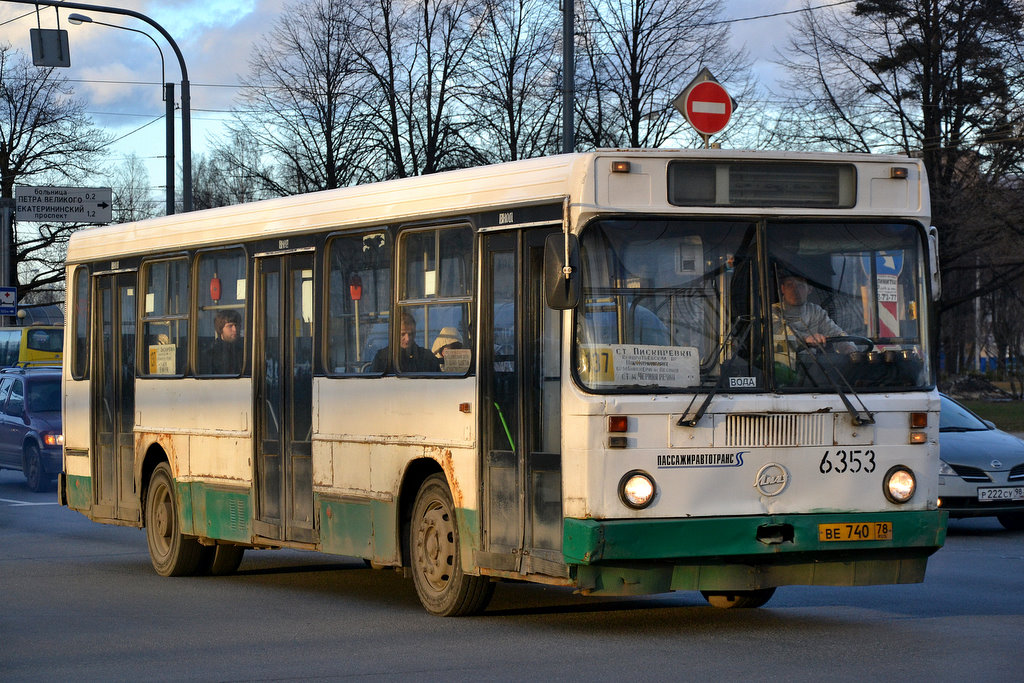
[24,443,48,492]
[409,473,494,616]
[997,513,1024,531]
[701,587,776,609]
[145,462,204,577]
[205,545,246,576]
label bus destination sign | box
[15,186,112,224]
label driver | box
[772,274,855,355]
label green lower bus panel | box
[319,498,374,558]
[188,483,252,543]
[564,510,947,595]
[64,474,92,511]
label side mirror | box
[544,233,580,309]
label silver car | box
[938,394,1024,530]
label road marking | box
[0,497,60,506]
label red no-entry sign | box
[680,80,733,136]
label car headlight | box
[619,470,656,509]
[43,432,64,447]
[938,460,956,476]
[884,465,916,503]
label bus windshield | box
[574,218,930,394]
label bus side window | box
[326,232,391,375]
[140,258,190,377]
[195,248,247,376]
[395,225,473,376]
[72,267,91,379]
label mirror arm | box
[562,197,573,280]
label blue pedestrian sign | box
[0,286,16,316]
[861,251,904,278]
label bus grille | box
[724,413,829,447]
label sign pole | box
[562,0,575,154]
[165,82,175,215]
[0,197,13,288]
[0,197,14,324]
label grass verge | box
[960,400,1024,433]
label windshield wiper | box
[791,339,875,426]
[677,316,753,427]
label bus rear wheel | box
[145,462,204,577]
[701,588,776,609]
[409,474,494,616]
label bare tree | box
[228,0,378,194]
[347,0,486,177]
[108,153,158,223]
[575,0,753,149]
[772,0,1024,373]
[195,132,277,209]
[466,0,562,162]
[0,44,110,300]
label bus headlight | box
[883,466,916,503]
[619,470,656,509]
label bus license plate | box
[818,522,893,542]
[978,486,1024,502]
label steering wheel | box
[824,335,874,353]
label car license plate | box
[818,522,893,542]
[977,486,1024,502]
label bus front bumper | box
[563,511,947,595]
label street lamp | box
[67,12,176,216]
[10,0,193,212]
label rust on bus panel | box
[434,447,463,508]
[135,432,178,471]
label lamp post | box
[562,0,574,154]
[67,13,176,216]
[11,0,193,212]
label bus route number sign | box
[818,521,893,542]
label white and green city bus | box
[60,149,946,615]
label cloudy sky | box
[0,0,810,195]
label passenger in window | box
[211,309,244,374]
[432,327,466,372]
[772,274,854,353]
[431,327,462,358]
[372,312,439,373]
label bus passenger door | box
[480,229,565,578]
[93,273,138,522]
[253,254,316,543]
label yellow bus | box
[0,325,63,367]
[60,150,946,615]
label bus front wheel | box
[145,462,204,577]
[409,474,494,616]
[701,588,776,609]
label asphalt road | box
[2,468,1022,682]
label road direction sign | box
[674,69,735,137]
[0,287,16,316]
[15,186,112,224]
